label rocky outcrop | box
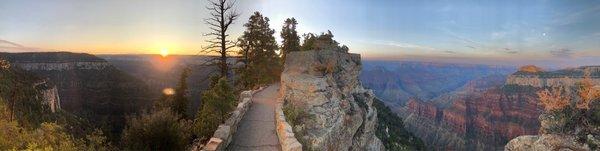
[505,134,590,151]
[507,66,600,88]
[280,50,384,150]
[33,80,61,112]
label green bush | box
[121,109,191,151]
[373,98,425,150]
[282,101,305,127]
[193,77,236,142]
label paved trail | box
[228,84,281,151]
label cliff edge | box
[280,50,384,150]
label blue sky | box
[0,0,599,67]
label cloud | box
[0,39,53,52]
[0,39,25,48]
[550,48,575,58]
[443,50,456,54]
[503,48,518,54]
[377,40,437,50]
[491,32,507,40]
[553,5,600,26]
[465,45,476,49]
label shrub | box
[121,109,192,151]
[193,77,236,142]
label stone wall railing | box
[275,98,303,151]
[190,87,264,151]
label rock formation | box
[0,52,153,136]
[33,80,61,112]
[397,75,543,150]
[280,50,384,150]
[507,66,600,88]
[394,66,600,150]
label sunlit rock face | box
[507,66,600,88]
[398,75,542,150]
[280,50,384,151]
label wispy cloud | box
[503,48,518,54]
[372,41,437,50]
[553,5,600,26]
[0,39,25,48]
[550,48,575,58]
[0,39,54,52]
[443,50,456,54]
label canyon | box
[362,64,600,150]
[0,52,154,137]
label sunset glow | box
[160,49,169,57]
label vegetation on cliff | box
[0,59,114,150]
[533,76,600,149]
[373,98,425,150]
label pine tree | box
[194,77,236,140]
[280,18,300,63]
[172,68,190,118]
[236,12,282,90]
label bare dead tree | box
[202,0,240,78]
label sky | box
[0,0,599,67]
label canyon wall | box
[0,52,153,136]
[34,81,61,112]
[280,50,384,150]
[398,75,542,150]
[397,66,600,150]
[506,66,600,87]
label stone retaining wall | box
[190,88,263,151]
[275,98,303,151]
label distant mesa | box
[518,65,543,73]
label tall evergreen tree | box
[280,18,300,63]
[172,68,190,118]
[236,12,282,89]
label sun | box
[160,48,169,57]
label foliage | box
[301,30,349,52]
[282,101,307,127]
[194,77,236,141]
[121,109,192,151]
[537,77,600,149]
[0,59,9,70]
[153,69,190,116]
[0,66,54,128]
[372,98,425,150]
[280,17,301,63]
[282,100,312,150]
[0,64,114,150]
[538,86,571,111]
[236,12,282,90]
